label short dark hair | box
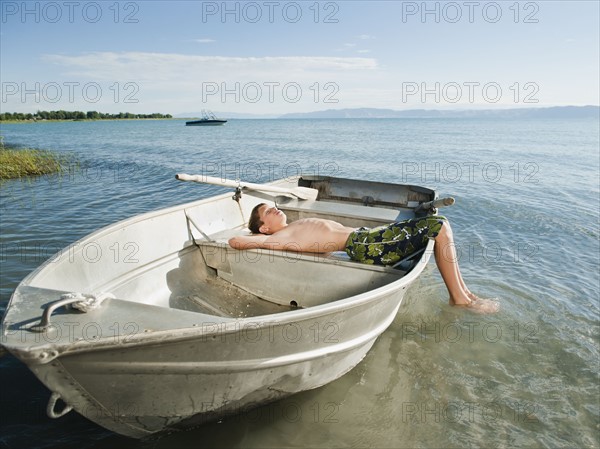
[248,203,267,234]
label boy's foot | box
[450,297,500,314]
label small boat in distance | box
[185,110,227,126]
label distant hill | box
[278,106,600,119]
[175,106,599,120]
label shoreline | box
[0,118,181,125]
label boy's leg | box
[433,222,499,313]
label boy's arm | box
[228,234,270,250]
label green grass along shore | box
[0,139,76,181]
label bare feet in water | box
[450,295,500,314]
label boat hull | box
[185,120,227,126]
[28,283,407,438]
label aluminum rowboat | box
[1,175,438,438]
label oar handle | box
[416,197,455,212]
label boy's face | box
[258,205,287,234]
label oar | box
[175,174,319,201]
[415,197,455,213]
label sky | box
[1,0,599,115]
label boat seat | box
[197,227,406,275]
[193,231,408,308]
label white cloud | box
[357,34,375,40]
[42,52,378,84]
[193,38,216,43]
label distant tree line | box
[0,110,173,121]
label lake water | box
[0,118,598,448]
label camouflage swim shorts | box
[344,216,447,266]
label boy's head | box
[248,203,266,234]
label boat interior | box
[24,177,435,320]
[163,177,431,317]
